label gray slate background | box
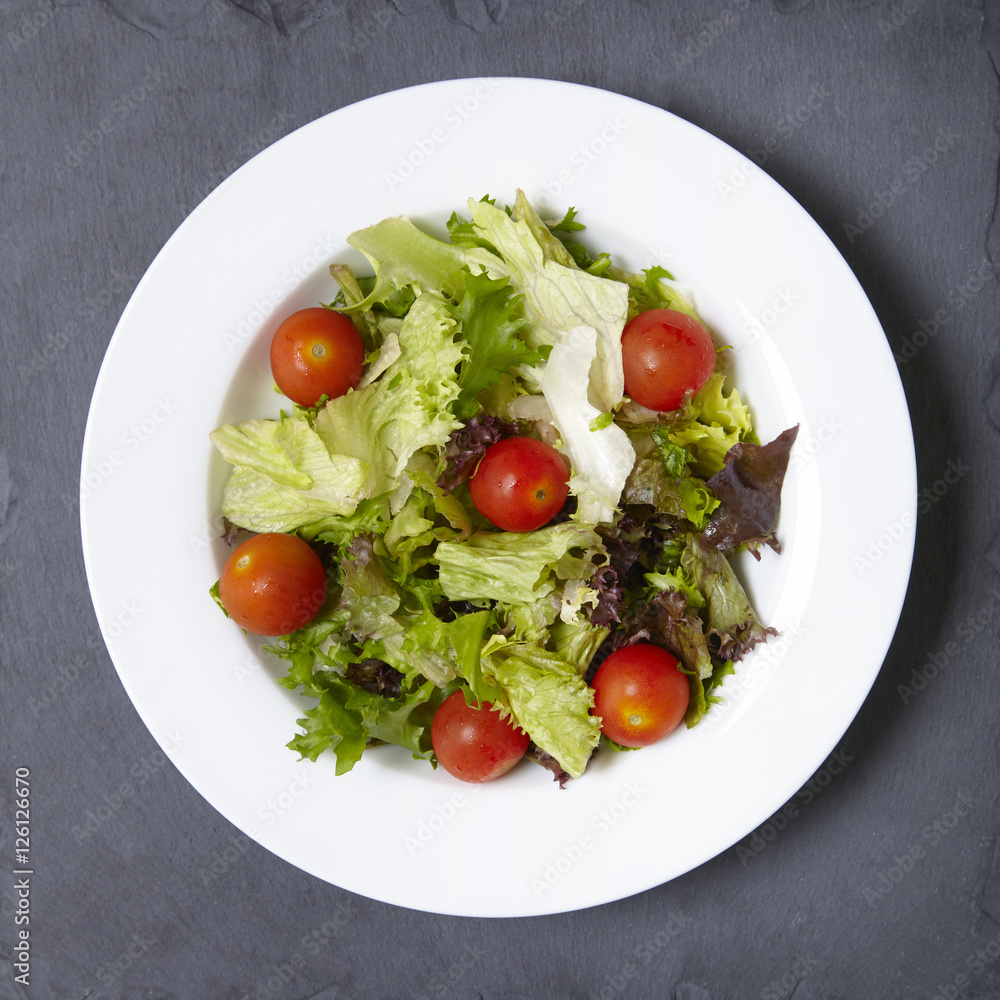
[2,0,1000,997]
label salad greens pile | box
[210,190,797,783]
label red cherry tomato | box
[431,690,530,782]
[468,437,570,532]
[218,533,327,636]
[269,307,365,407]
[590,643,690,747]
[621,308,716,412]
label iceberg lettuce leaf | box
[540,324,636,524]
[342,215,469,313]
[435,522,602,605]
[467,195,628,413]
[482,640,601,779]
[314,291,464,502]
[211,415,366,533]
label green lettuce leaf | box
[210,415,366,533]
[435,522,603,605]
[481,639,601,778]
[450,268,543,420]
[608,263,701,322]
[385,608,499,698]
[287,673,445,775]
[549,617,609,670]
[621,455,686,518]
[338,535,403,643]
[341,215,469,313]
[314,291,464,506]
[680,533,774,661]
[667,374,754,477]
[466,193,629,413]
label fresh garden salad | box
[209,190,798,785]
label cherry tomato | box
[621,308,716,412]
[431,690,530,782]
[218,533,327,636]
[468,437,570,532]
[269,307,365,407]
[590,643,690,747]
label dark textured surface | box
[2,0,999,997]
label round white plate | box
[80,78,916,917]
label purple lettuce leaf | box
[436,415,517,493]
[700,425,799,557]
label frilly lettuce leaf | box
[285,673,444,775]
[340,215,469,313]
[466,194,628,413]
[435,522,602,606]
[448,268,543,420]
[210,415,366,533]
[666,373,754,477]
[314,291,464,506]
[338,535,403,644]
[480,639,601,778]
[680,533,775,662]
[608,262,702,323]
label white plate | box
[80,78,916,917]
